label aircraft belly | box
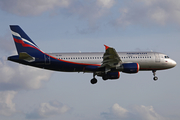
[45,58,101,72]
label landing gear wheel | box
[152,70,158,81]
[153,76,158,81]
[102,75,108,81]
[91,78,97,84]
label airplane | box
[8,25,177,84]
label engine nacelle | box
[102,72,120,80]
[122,63,140,73]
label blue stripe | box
[12,35,22,40]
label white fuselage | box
[49,52,176,71]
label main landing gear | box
[90,73,97,84]
[152,70,158,81]
[91,78,97,84]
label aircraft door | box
[44,55,50,65]
[154,53,160,62]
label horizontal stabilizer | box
[19,52,35,62]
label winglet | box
[104,45,109,50]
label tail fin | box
[10,25,44,58]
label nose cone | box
[165,59,177,69]
[171,60,177,67]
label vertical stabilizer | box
[10,25,44,58]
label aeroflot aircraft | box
[8,25,177,84]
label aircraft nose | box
[171,60,177,67]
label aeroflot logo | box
[11,30,39,49]
[127,53,147,54]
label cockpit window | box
[164,56,169,58]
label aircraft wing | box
[100,45,122,73]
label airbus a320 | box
[8,25,177,84]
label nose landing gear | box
[152,70,158,81]
[90,72,97,84]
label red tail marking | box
[13,38,42,52]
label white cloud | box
[0,0,116,27]
[26,101,71,119]
[1,0,180,27]
[0,34,15,54]
[0,0,70,16]
[102,103,169,120]
[97,0,115,8]
[0,32,52,91]
[0,55,53,117]
[0,31,53,117]
[132,105,168,120]
[0,91,17,116]
[150,7,168,25]
[66,0,116,26]
[111,103,128,118]
[0,57,52,90]
[115,0,180,26]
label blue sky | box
[0,0,179,120]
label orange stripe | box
[136,63,140,73]
[14,38,101,67]
[118,72,120,78]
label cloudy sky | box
[0,0,179,120]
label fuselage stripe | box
[14,38,101,67]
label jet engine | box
[122,63,140,73]
[102,72,120,80]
